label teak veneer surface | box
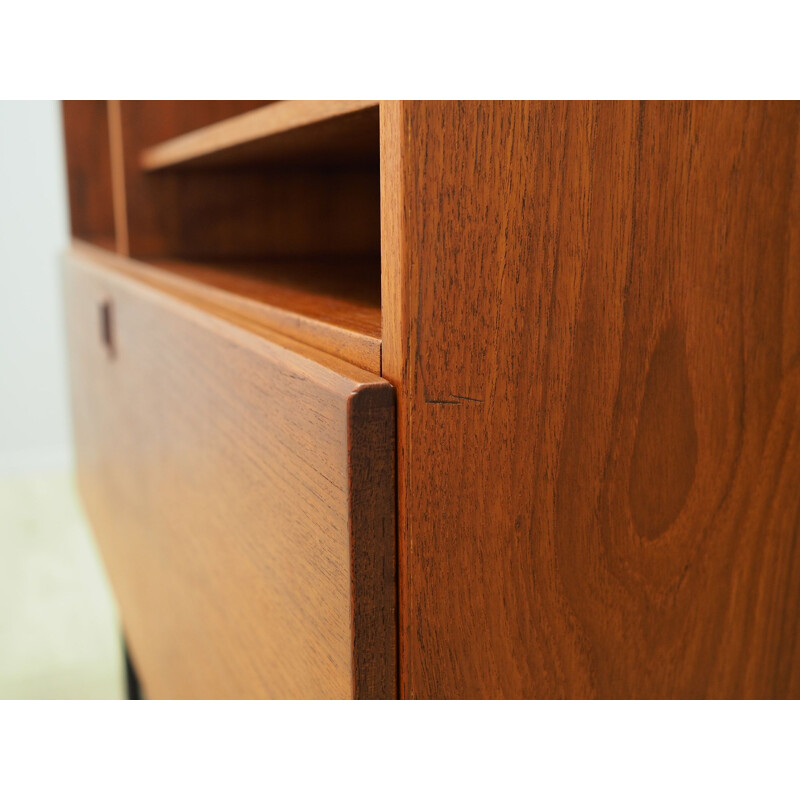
[71,241,381,373]
[141,100,379,170]
[63,248,396,699]
[382,100,800,699]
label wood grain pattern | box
[63,247,396,699]
[381,100,800,699]
[71,241,381,373]
[141,100,378,170]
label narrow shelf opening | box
[62,101,117,250]
[140,256,382,372]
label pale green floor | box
[0,472,124,699]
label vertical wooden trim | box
[107,100,130,256]
[347,384,397,699]
[379,100,407,386]
[379,100,410,696]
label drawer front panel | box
[63,251,395,699]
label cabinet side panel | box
[382,100,800,698]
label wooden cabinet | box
[62,101,800,699]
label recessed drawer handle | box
[99,299,115,358]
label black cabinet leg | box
[123,638,143,700]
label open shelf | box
[140,100,379,171]
[72,241,381,372]
[63,101,382,373]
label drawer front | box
[63,251,396,699]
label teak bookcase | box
[61,101,800,699]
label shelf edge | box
[140,100,379,171]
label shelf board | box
[140,100,379,171]
[72,242,381,373]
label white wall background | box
[0,101,73,474]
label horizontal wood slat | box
[141,100,379,171]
